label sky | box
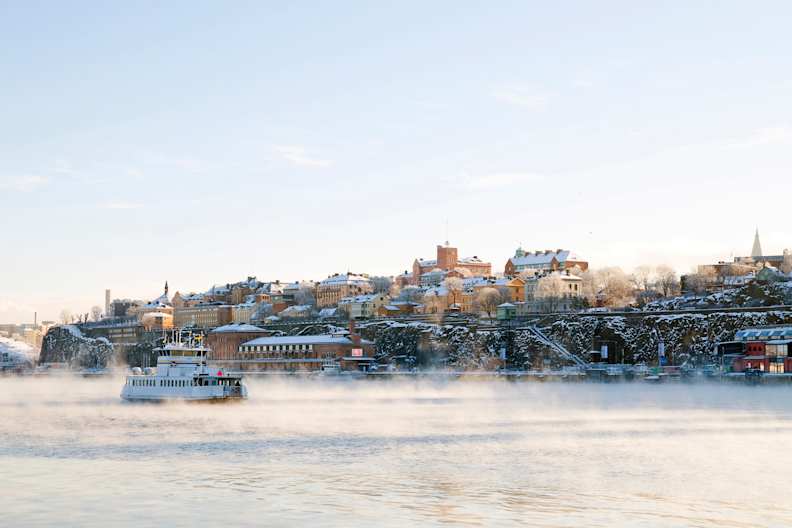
[1,1,791,323]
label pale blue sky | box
[1,1,791,323]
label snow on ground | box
[0,337,35,362]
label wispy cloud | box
[274,145,332,168]
[0,175,49,192]
[463,172,545,190]
[491,86,551,109]
[100,202,144,210]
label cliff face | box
[39,325,115,368]
[544,310,792,365]
[349,310,792,370]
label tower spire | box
[751,228,763,258]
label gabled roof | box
[509,249,580,267]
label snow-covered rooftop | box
[509,249,580,267]
[0,337,35,363]
[241,335,372,347]
[319,273,372,286]
[212,323,266,333]
[339,293,386,304]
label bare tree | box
[596,267,634,308]
[475,287,501,319]
[59,309,72,325]
[655,265,679,297]
[535,273,566,312]
[90,306,103,322]
[294,285,316,307]
[398,286,424,303]
[443,277,464,306]
[570,268,598,305]
[782,249,792,274]
[630,265,655,292]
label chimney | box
[349,319,361,346]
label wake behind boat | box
[121,336,247,402]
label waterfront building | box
[206,323,270,361]
[725,325,792,373]
[504,248,588,277]
[232,323,376,372]
[316,273,374,307]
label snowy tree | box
[782,249,792,274]
[294,285,316,307]
[59,309,72,325]
[655,265,679,297]
[630,265,655,292]
[535,274,566,312]
[90,306,103,322]
[685,267,716,294]
[570,268,598,304]
[596,267,634,308]
[475,287,501,319]
[398,286,424,303]
[443,277,464,306]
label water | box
[1,377,791,527]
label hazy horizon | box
[2,1,791,323]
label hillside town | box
[3,231,792,378]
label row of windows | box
[238,350,333,360]
[243,344,314,352]
[126,378,235,387]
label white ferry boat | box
[121,338,247,402]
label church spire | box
[751,228,763,258]
[164,280,169,296]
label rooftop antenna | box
[445,218,449,247]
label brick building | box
[232,323,376,372]
[411,244,491,285]
[206,323,270,361]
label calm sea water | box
[1,377,791,527]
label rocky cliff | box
[39,325,115,368]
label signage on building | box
[351,348,363,357]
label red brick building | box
[206,323,270,361]
[411,244,491,285]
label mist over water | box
[1,377,791,527]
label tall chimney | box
[349,319,361,346]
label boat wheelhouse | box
[121,338,247,401]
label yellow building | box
[316,273,373,307]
